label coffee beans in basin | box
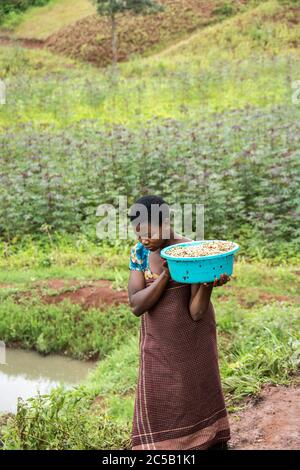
[166,241,236,258]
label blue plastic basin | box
[160,240,240,284]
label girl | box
[128,195,230,450]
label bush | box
[1,105,299,257]
[213,2,237,18]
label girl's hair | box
[129,195,170,226]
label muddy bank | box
[230,380,300,450]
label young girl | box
[128,195,230,450]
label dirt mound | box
[42,280,128,309]
[230,381,300,449]
[45,0,220,67]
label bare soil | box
[42,279,128,309]
[0,35,44,49]
[0,279,128,310]
[230,380,300,450]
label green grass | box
[0,0,95,37]
[0,236,299,290]
[1,385,131,449]
[1,46,298,129]
[0,298,138,360]
[0,44,78,77]
[0,236,131,288]
[223,260,300,299]
[218,301,300,403]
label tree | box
[93,0,163,76]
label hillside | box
[1,1,300,129]
[155,0,300,60]
[1,0,249,67]
[1,0,95,39]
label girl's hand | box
[203,273,231,288]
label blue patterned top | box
[129,241,157,280]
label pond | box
[0,348,97,413]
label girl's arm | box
[189,273,230,321]
[128,261,170,317]
[189,283,213,321]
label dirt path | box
[230,381,300,449]
[0,34,44,49]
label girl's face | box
[135,222,167,251]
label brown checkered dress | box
[131,275,230,450]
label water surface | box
[0,348,96,413]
